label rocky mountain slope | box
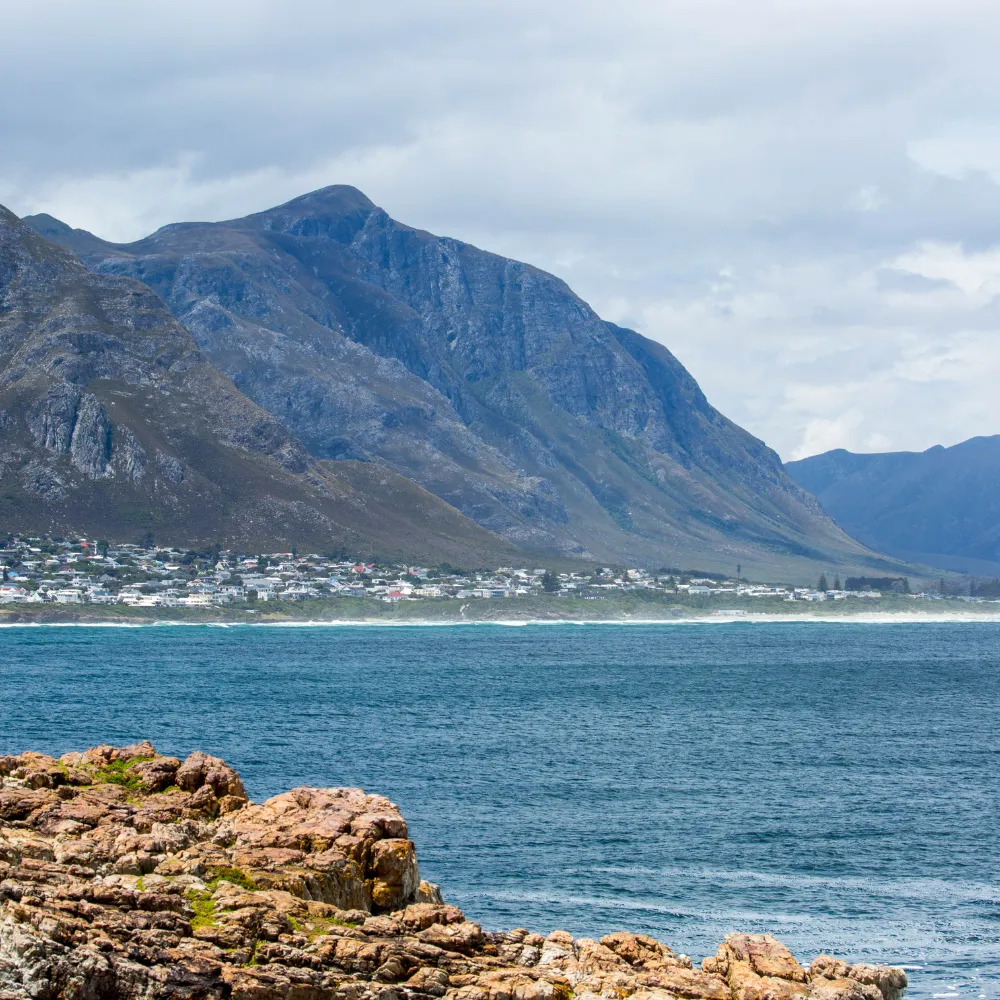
[785,438,1000,576]
[0,742,908,1000]
[0,206,517,564]
[25,190,903,579]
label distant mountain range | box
[785,438,1000,576]
[16,186,908,579]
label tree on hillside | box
[818,573,829,592]
[833,575,841,590]
[542,570,559,593]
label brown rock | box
[601,931,687,970]
[176,750,248,801]
[810,956,853,981]
[848,963,908,1000]
[640,967,731,1000]
[370,838,420,912]
[418,879,445,904]
[418,920,485,954]
[129,757,181,794]
[407,966,451,996]
[401,903,467,931]
[808,977,884,1000]
[0,745,908,1000]
[724,934,809,982]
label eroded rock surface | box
[0,745,907,1000]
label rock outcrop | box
[0,745,907,1000]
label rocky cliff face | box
[25,189,898,577]
[0,744,907,1000]
[0,206,517,564]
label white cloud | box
[908,130,1000,184]
[889,243,1000,301]
[4,0,1000,459]
[795,413,890,460]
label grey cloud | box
[4,0,1000,458]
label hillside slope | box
[26,188,903,579]
[0,206,518,565]
[786,438,1000,575]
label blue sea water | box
[0,621,997,999]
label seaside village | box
[0,535,949,610]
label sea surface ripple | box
[1,622,997,999]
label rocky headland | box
[0,744,907,1000]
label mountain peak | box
[19,212,112,255]
[248,184,375,224]
[240,184,377,242]
[20,212,73,237]
[275,184,376,214]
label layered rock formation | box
[0,206,517,564]
[0,744,907,1000]
[25,190,906,579]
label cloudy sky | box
[5,0,1000,460]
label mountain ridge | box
[25,187,908,580]
[785,437,1000,575]
[0,204,519,564]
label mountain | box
[23,187,904,580]
[0,205,519,564]
[785,438,1000,575]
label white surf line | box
[3,612,1000,629]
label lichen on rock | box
[0,744,908,1000]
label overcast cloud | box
[4,0,1000,459]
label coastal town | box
[0,535,970,610]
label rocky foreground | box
[0,745,907,1000]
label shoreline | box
[2,609,1000,627]
[3,590,999,628]
[0,743,913,1000]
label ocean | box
[1,621,997,998]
